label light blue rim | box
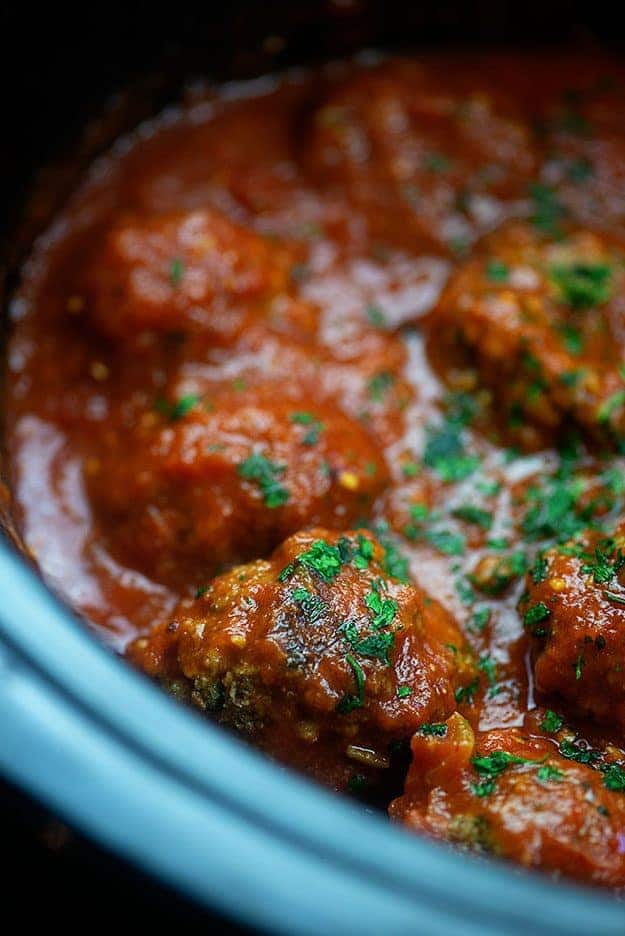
[0,537,623,934]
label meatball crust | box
[87,390,389,588]
[541,81,625,238]
[305,60,537,253]
[390,713,625,888]
[128,528,470,790]
[521,525,625,735]
[430,221,625,449]
[83,207,309,342]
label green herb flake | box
[237,452,290,508]
[397,685,413,700]
[419,722,447,736]
[169,257,184,287]
[367,371,395,402]
[338,654,366,713]
[540,710,564,734]
[470,607,491,633]
[298,540,345,581]
[550,261,612,310]
[452,505,493,530]
[486,260,510,283]
[536,764,564,783]
[523,601,551,632]
[365,304,387,328]
[455,677,479,705]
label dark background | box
[1,0,623,928]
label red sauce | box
[7,52,625,887]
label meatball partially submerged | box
[306,60,537,253]
[128,528,470,790]
[521,525,625,736]
[83,207,309,342]
[391,713,625,888]
[430,221,625,449]
[88,390,389,589]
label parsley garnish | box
[550,261,612,310]
[155,393,201,421]
[452,505,493,530]
[169,257,184,287]
[419,722,447,736]
[486,260,509,283]
[290,411,324,445]
[367,371,395,402]
[540,710,564,734]
[338,654,366,712]
[237,453,289,508]
[523,601,551,634]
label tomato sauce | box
[7,51,625,887]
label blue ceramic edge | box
[0,536,623,935]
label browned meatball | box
[128,528,470,790]
[305,60,537,254]
[521,524,625,736]
[429,221,625,449]
[541,80,625,238]
[390,712,625,888]
[83,207,312,342]
[87,389,389,589]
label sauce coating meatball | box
[306,60,537,254]
[83,207,308,342]
[521,525,625,735]
[541,80,625,238]
[391,712,625,888]
[87,391,389,589]
[430,221,625,449]
[128,528,471,790]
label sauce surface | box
[7,51,625,888]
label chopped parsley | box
[597,389,625,425]
[397,685,413,700]
[338,654,366,713]
[540,710,564,734]
[297,540,345,581]
[550,261,612,310]
[470,607,491,633]
[580,538,625,584]
[423,406,480,482]
[602,763,625,792]
[452,505,493,530]
[425,528,466,556]
[470,750,534,797]
[419,722,447,736]
[455,677,479,705]
[365,304,387,328]
[290,411,324,445]
[367,371,395,402]
[169,256,184,286]
[486,259,510,283]
[155,393,201,421]
[237,453,290,508]
[523,601,551,634]
[529,183,567,237]
[536,764,564,783]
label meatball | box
[521,525,625,735]
[541,81,625,237]
[305,61,537,253]
[390,712,625,888]
[430,222,625,449]
[87,389,389,588]
[83,207,311,342]
[128,528,470,790]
